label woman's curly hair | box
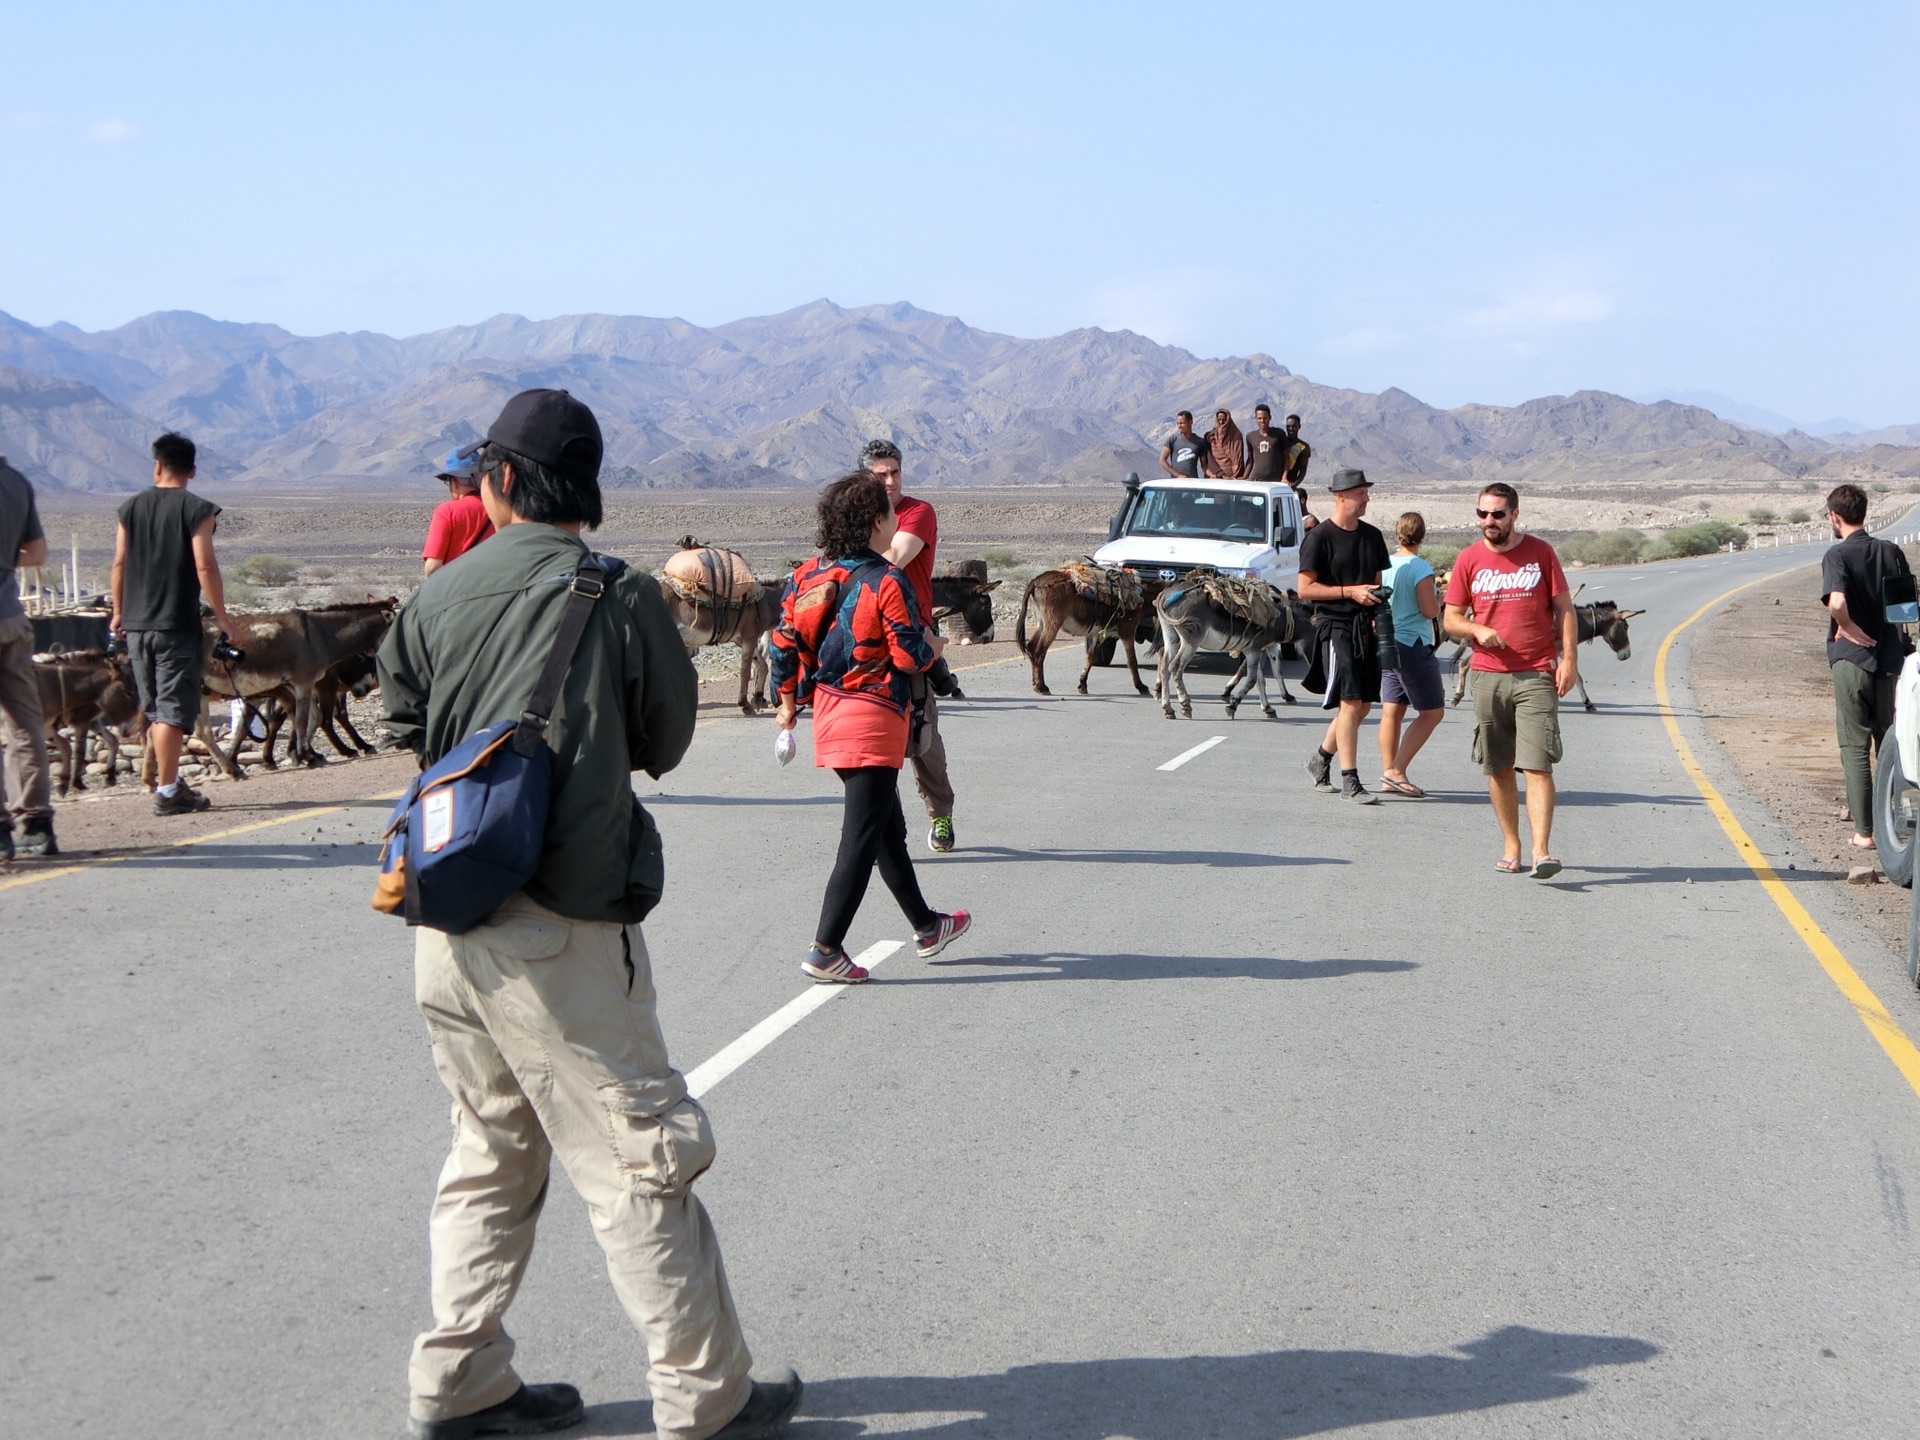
[816,471,892,557]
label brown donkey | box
[1013,567,1155,697]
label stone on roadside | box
[1846,865,1881,885]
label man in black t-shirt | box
[1299,467,1392,803]
[1246,405,1289,482]
[1820,483,1912,851]
[110,432,240,815]
[1159,412,1211,478]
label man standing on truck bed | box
[862,438,962,854]
[1203,408,1247,479]
[1247,405,1289,485]
[1160,412,1210,478]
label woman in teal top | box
[1377,512,1446,796]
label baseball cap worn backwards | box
[487,389,605,480]
[1327,467,1371,493]
[435,441,484,483]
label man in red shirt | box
[1443,483,1579,878]
[422,443,495,575]
[862,438,960,853]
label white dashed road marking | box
[685,939,904,1099]
[1158,735,1227,772]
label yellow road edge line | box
[1655,566,1920,1100]
[0,787,409,893]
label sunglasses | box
[1476,508,1511,520]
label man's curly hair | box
[816,471,892,557]
[859,438,902,467]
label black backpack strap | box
[511,554,608,758]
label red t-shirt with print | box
[1444,534,1569,673]
[894,494,938,618]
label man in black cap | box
[1299,467,1391,803]
[379,390,802,1440]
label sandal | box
[1380,775,1426,798]
[1849,834,1878,850]
[1532,857,1563,880]
[1494,857,1526,874]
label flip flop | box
[1532,857,1563,880]
[1849,834,1878,850]
[1380,776,1426,798]
[1494,857,1526,874]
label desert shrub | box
[224,580,263,609]
[1873,483,1892,494]
[977,545,1019,568]
[1419,542,1463,573]
[1747,507,1777,525]
[235,553,300,586]
[1658,521,1749,558]
[1786,508,1811,524]
[1562,529,1648,567]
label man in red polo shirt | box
[422,443,494,575]
[1443,483,1578,879]
[862,438,960,853]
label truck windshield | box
[1127,488,1270,543]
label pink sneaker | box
[801,946,869,984]
[914,910,971,959]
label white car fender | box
[1896,650,1920,783]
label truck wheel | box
[1875,741,1917,887]
[1088,636,1118,668]
[1909,865,1920,989]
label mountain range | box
[2,301,1916,494]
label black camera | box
[211,636,247,664]
[1370,586,1400,671]
[106,631,128,658]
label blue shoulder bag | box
[372,555,608,934]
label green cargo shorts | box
[1471,669,1563,775]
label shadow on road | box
[573,1325,1656,1438]
[105,843,378,869]
[1549,863,1845,888]
[1406,790,1700,808]
[930,845,1346,869]
[895,951,1415,983]
[649,793,842,807]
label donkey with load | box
[1014,561,1156,696]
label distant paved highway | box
[7,530,1920,1438]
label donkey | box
[664,582,785,715]
[34,650,140,794]
[1446,600,1643,712]
[1014,569,1156,697]
[931,573,1001,643]
[181,600,398,781]
[243,652,382,767]
[1156,582,1312,720]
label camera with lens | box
[211,636,247,665]
[1369,586,1400,671]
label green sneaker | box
[928,815,955,853]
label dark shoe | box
[19,816,58,857]
[1341,775,1380,805]
[1305,748,1334,791]
[0,828,13,863]
[709,1370,803,1439]
[408,1383,584,1439]
[152,782,212,816]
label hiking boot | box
[801,946,869,984]
[1341,775,1380,805]
[1305,748,1334,792]
[915,910,972,959]
[152,782,212,816]
[408,1382,584,1439]
[709,1368,804,1439]
[19,816,58,857]
[928,815,956,853]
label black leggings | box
[817,766,937,950]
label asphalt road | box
[8,531,1920,1439]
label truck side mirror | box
[1275,525,1298,548]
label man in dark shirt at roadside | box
[110,433,240,816]
[1299,468,1392,804]
[0,456,54,858]
[1821,483,1913,853]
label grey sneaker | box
[152,781,212,816]
[1305,749,1334,791]
[1341,775,1381,805]
[19,816,57,857]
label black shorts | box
[1317,621,1381,709]
[127,628,205,730]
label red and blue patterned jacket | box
[769,552,935,713]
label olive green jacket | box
[376,522,697,924]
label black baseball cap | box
[486,389,604,480]
[1327,467,1371,493]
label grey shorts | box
[127,629,205,731]
[1471,669,1562,774]
[1382,639,1445,711]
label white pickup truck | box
[1888,653,1920,983]
[1092,477,1306,589]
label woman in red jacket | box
[772,472,971,982]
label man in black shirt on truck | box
[110,432,240,815]
[1299,467,1391,803]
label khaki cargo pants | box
[410,896,752,1440]
[0,612,51,828]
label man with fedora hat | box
[1299,467,1392,803]
[422,441,495,575]
[379,389,803,1440]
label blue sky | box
[3,1,1916,425]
